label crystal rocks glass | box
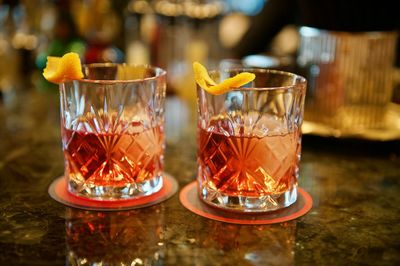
[197,68,306,212]
[59,64,166,200]
[298,27,398,130]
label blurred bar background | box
[0,0,295,99]
[0,0,399,122]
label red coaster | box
[179,181,313,225]
[48,173,178,211]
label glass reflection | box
[196,221,296,265]
[65,205,165,265]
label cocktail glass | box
[298,27,397,130]
[60,64,166,200]
[197,68,306,212]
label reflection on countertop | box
[0,89,400,265]
[66,206,165,265]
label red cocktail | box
[62,122,164,187]
[197,69,306,212]
[60,64,166,199]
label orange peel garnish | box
[193,61,255,95]
[43,52,84,84]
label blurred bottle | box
[35,0,86,91]
[73,0,124,64]
[125,0,157,66]
[0,0,22,100]
[124,0,233,100]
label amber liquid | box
[62,122,164,187]
[198,118,299,197]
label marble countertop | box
[0,90,399,265]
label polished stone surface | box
[0,89,399,265]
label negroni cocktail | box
[59,64,166,199]
[196,68,306,212]
[198,115,300,198]
[62,118,164,191]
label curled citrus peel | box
[193,61,255,95]
[43,52,84,84]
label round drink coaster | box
[48,173,178,211]
[179,181,313,225]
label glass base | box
[68,175,163,200]
[199,184,297,213]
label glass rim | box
[206,68,307,92]
[77,63,167,84]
